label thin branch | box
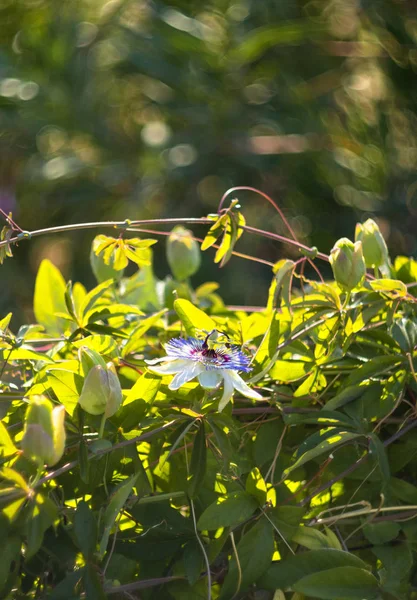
[105,575,184,594]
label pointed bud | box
[78,365,123,418]
[167,226,201,281]
[355,218,389,268]
[78,346,107,377]
[330,237,366,291]
[22,396,66,466]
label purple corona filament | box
[164,337,252,372]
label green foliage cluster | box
[1,204,417,599]
[1,0,417,315]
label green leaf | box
[74,500,97,559]
[0,536,20,591]
[80,279,114,325]
[369,278,407,298]
[183,540,203,585]
[268,506,305,541]
[26,494,58,558]
[230,22,326,63]
[346,355,403,387]
[73,335,118,358]
[292,526,333,550]
[270,359,313,383]
[121,309,167,357]
[259,549,371,590]
[188,421,207,498]
[363,522,400,545]
[174,299,216,337]
[99,473,139,558]
[197,491,258,530]
[34,259,67,334]
[83,564,107,600]
[220,519,274,599]
[0,422,16,458]
[284,430,362,476]
[368,433,390,490]
[47,369,84,415]
[246,467,267,505]
[293,566,380,599]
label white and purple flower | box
[146,335,262,411]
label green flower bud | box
[90,238,123,283]
[22,396,66,466]
[78,346,107,377]
[166,226,201,281]
[355,218,389,268]
[78,365,122,418]
[330,237,366,291]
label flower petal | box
[145,356,176,365]
[218,371,235,411]
[198,370,222,390]
[147,359,192,375]
[228,370,263,400]
[169,362,204,390]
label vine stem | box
[0,215,330,264]
[218,185,298,241]
[0,217,212,248]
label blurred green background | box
[1,0,417,322]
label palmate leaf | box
[0,226,13,265]
[201,200,245,267]
[92,235,157,271]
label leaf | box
[183,540,203,585]
[259,549,371,590]
[268,506,305,540]
[99,473,139,558]
[363,522,400,545]
[284,430,362,475]
[74,500,97,559]
[197,491,258,530]
[230,22,326,63]
[26,494,58,558]
[369,279,407,298]
[293,566,380,599]
[292,526,333,550]
[368,433,390,490]
[0,422,16,458]
[73,335,119,358]
[346,355,403,387]
[121,309,167,357]
[174,299,216,337]
[220,519,274,599]
[33,259,67,335]
[83,564,107,600]
[47,369,84,415]
[80,280,114,325]
[201,214,228,251]
[188,420,207,498]
[325,382,379,411]
[270,359,313,383]
[246,467,267,505]
[267,260,296,312]
[0,536,20,591]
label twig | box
[105,575,184,594]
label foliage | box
[1,202,417,600]
[1,0,417,317]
